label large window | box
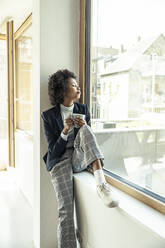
[86,0,165,212]
[0,15,32,169]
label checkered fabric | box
[50,125,104,248]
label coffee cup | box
[71,113,85,128]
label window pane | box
[0,39,8,169]
[91,0,165,199]
[15,25,32,131]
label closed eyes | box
[72,84,79,88]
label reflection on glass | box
[91,0,165,130]
[0,40,8,170]
[96,129,165,198]
[91,0,165,200]
[15,25,32,131]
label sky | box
[92,0,165,48]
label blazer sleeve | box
[41,112,67,161]
[85,104,91,127]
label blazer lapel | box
[73,102,81,137]
[73,102,80,114]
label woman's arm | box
[41,112,67,160]
[73,104,91,128]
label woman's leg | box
[50,158,77,248]
[72,125,104,172]
[92,159,102,171]
[72,125,118,208]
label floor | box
[0,170,34,248]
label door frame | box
[0,13,32,168]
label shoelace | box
[99,183,111,194]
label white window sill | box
[73,171,165,240]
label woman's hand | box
[62,116,74,134]
[74,116,86,127]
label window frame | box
[79,0,165,215]
[6,21,15,167]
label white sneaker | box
[97,182,118,208]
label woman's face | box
[64,78,81,101]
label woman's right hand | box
[62,115,74,135]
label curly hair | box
[48,69,76,106]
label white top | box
[60,103,74,141]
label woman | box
[42,69,118,248]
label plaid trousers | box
[50,125,104,248]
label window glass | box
[0,39,8,170]
[15,25,32,131]
[91,0,165,199]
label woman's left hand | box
[74,117,86,127]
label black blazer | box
[41,102,91,171]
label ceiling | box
[0,0,32,34]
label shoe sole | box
[107,200,118,208]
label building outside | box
[92,34,165,128]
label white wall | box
[15,131,33,206]
[33,0,79,247]
[74,172,165,248]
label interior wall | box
[15,131,33,206]
[74,172,165,248]
[33,0,80,247]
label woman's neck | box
[62,98,74,107]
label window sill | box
[73,171,165,240]
[15,129,33,141]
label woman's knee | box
[58,203,74,220]
[79,124,93,135]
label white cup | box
[71,113,85,128]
